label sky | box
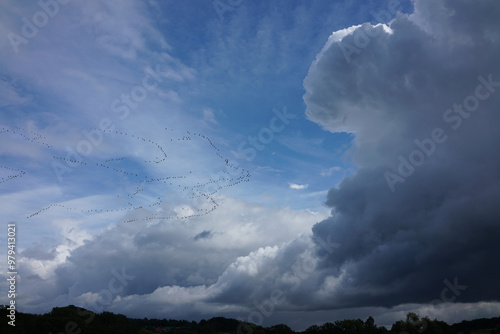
[1,0,500,331]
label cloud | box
[107,233,323,320]
[194,230,214,241]
[79,0,170,60]
[303,0,500,310]
[320,166,342,177]
[3,0,500,329]
[11,196,326,316]
[20,243,57,261]
[289,183,309,190]
[203,108,218,125]
[0,77,32,107]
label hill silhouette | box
[1,305,499,334]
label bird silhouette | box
[12,126,252,223]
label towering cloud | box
[304,0,500,308]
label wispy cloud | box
[320,166,342,177]
[203,107,218,125]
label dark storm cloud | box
[304,0,500,309]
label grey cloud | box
[304,0,500,310]
[208,235,312,307]
[21,243,57,260]
[17,197,323,317]
[194,230,213,241]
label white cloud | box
[289,183,309,190]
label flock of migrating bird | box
[0,125,51,184]
[1,124,251,223]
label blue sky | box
[0,0,363,233]
[1,0,500,331]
